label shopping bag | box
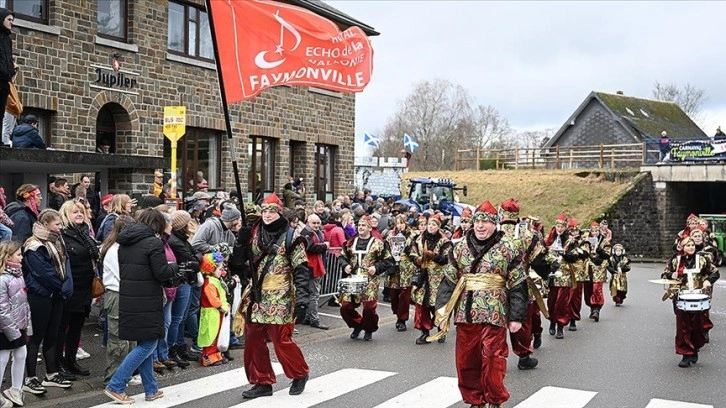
[217,313,231,352]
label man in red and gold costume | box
[235,193,311,399]
[338,215,392,341]
[432,200,528,408]
[498,199,558,369]
[545,214,581,339]
[384,214,416,332]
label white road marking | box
[645,399,713,408]
[232,368,396,408]
[514,386,598,408]
[373,376,460,408]
[91,363,284,407]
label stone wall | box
[12,1,356,197]
[354,157,408,196]
[601,173,661,258]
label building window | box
[167,2,213,61]
[163,128,222,198]
[249,137,276,203]
[314,144,335,202]
[0,0,48,24]
[20,109,52,147]
[97,0,127,41]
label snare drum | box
[338,275,368,295]
[676,291,711,312]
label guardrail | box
[455,143,648,170]
[319,247,344,307]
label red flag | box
[207,0,374,103]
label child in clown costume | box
[198,252,230,367]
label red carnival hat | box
[554,213,568,226]
[567,219,579,229]
[261,192,284,212]
[473,200,499,224]
[460,207,473,221]
[358,214,373,227]
[428,213,443,225]
[499,198,519,222]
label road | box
[29,263,724,407]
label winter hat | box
[200,252,224,275]
[499,198,519,222]
[100,194,114,206]
[171,210,192,231]
[262,192,284,213]
[220,203,241,222]
[612,243,625,255]
[473,200,499,224]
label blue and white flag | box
[364,132,380,148]
[404,133,419,152]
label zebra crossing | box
[87,367,714,408]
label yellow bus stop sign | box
[163,106,186,141]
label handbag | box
[6,82,22,117]
[91,276,105,298]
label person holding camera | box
[283,179,304,210]
[235,193,312,399]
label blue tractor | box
[397,178,471,224]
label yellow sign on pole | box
[163,106,186,199]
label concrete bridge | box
[605,163,725,259]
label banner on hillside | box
[668,139,726,162]
[207,0,374,103]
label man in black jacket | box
[0,8,14,115]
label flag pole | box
[205,0,245,217]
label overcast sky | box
[325,1,726,156]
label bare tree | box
[464,105,512,149]
[516,128,557,148]
[652,81,707,122]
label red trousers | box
[673,303,705,356]
[389,286,412,321]
[703,310,713,333]
[414,303,434,331]
[455,323,510,406]
[589,282,604,309]
[531,303,543,337]
[547,286,571,326]
[568,282,584,321]
[510,301,538,357]
[244,322,309,384]
[340,300,379,332]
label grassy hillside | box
[403,169,638,227]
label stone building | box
[0,0,377,204]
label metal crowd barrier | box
[318,247,344,307]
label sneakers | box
[22,377,47,395]
[145,390,164,401]
[104,388,135,404]
[42,373,72,388]
[76,348,91,360]
[3,387,24,406]
[0,396,12,408]
[127,375,142,386]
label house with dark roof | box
[545,91,707,165]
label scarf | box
[65,222,100,261]
[3,261,22,277]
[31,222,67,280]
[259,216,288,254]
[24,191,41,217]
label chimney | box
[616,90,624,95]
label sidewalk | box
[21,300,386,407]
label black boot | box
[169,346,190,368]
[678,356,691,368]
[704,332,709,344]
[588,308,595,319]
[517,355,539,370]
[363,331,373,341]
[533,335,542,349]
[555,324,564,339]
[289,374,309,395]
[66,361,90,376]
[242,384,273,399]
[179,344,201,362]
[350,328,362,339]
[690,352,699,364]
[592,309,600,322]
[568,319,577,331]
[549,321,556,336]
[397,320,407,332]
[415,330,430,345]
[57,361,77,381]
[437,328,446,343]
[223,350,234,361]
